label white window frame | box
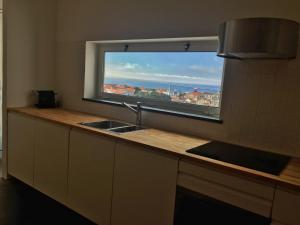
[84,37,225,120]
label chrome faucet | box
[122,102,142,126]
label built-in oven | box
[174,186,272,225]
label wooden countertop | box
[8,107,300,191]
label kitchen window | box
[84,37,225,121]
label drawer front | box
[179,160,275,200]
[272,189,300,225]
[178,173,272,217]
[271,222,285,225]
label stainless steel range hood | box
[217,18,300,59]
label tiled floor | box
[0,177,96,225]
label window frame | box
[85,37,226,121]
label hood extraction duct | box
[217,18,300,59]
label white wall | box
[4,0,300,157]
[5,0,57,107]
[55,0,300,157]
[2,0,57,177]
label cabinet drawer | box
[272,188,300,225]
[179,159,275,200]
[178,173,272,217]
[178,159,275,217]
[271,222,285,225]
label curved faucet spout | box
[122,102,142,126]
[122,102,137,113]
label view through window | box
[103,52,224,109]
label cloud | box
[140,72,221,86]
[189,65,222,75]
[105,67,221,86]
[123,63,139,70]
[107,63,140,71]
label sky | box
[104,52,224,86]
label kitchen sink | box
[79,120,145,133]
[110,125,145,133]
[79,120,130,129]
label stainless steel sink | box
[79,120,130,129]
[110,125,145,133]
[79,120,145,133]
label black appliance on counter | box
[35,90,56,108]
[174,187,271,225]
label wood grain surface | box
[7,107,300,191]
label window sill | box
[82,98,223,124]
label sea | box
[105,77,220,93]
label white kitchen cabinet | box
[272,188,300,225]
[111,142,178,225]
[34,119,70,203]
[8,112,36,186]
[67,129,116,225]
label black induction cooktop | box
[186,141,290,175]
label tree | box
[134,87,141,95]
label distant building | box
[104,83,220,107]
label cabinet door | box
[34,119,70,203]
[272,188,300,225]
[68,129,116,225]
[111,142,178,225]
[8,112,35,186]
